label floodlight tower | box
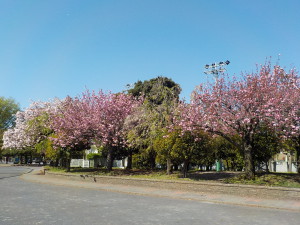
[203,60,230,172]
[204,60,230,82]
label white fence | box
[269,161,297,173]
[70,158,127,168]
[70,159,89,168]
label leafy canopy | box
[0,97,20,130]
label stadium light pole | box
[203,60,230,172]
[204,60,230,83]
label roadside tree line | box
[1,62,299,179]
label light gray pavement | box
[1,166,300,225]
[20,167,300,212]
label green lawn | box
[45,166,300,188]
[45,167,187,180]
[224,172,300,188]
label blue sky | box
[1,0,300,109]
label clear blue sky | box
[1,0,300,109]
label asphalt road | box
[0,166,32,179]
[0,166,299,225]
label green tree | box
[252,125,280,172]
[125,76,182,169]
[154,128,211,177]
[127,76,181,105]
[172,131,211,178]
[282,137,300,173]
[0,97,20,130]
[154,129,180,175]
[124,107,157,169]
[209,136,244,171]
[0,97,20,157]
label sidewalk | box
[20,168,300,212]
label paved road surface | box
[0,166,299,225]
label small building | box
[269,151,297,173]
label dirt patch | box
[187,171,243,181]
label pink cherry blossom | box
[173,62,299,178]
[50,90,141,149]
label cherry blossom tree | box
[2,100,60,151]
[50,90,141,171]
[92,91,141,171]
[174,62,299,179]
[2,100,60,165]
[2,111,30,150]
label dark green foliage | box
[127,76,181,105]
[124,76,182,169]
[173,131,212,177]
[86,153,101,160]
[132,149,157,169]
[99,145,128,160]
[154,129,212,177]
[0,97,20,130]
[0,97,20,154]
[252,125,280,172]
[209,136,244,171]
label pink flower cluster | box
[173,63,300,140]
[49,90,141,149]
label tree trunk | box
[166,158,173,175]
[206,164,210,171]
[182,161,189,178]
[126,151,132,170]
[66,151,71,172]
[198,165,202,171]
[265,160,269,173]
[60,158,64,168]
[226,160,230,171]
[231,158,236,171]
[55,159,59,167]
[59,150,65,168]
[106,146,113,172]
[149,150,156,170]
[296,145,300,174]
[244,143,255,179]
[173,164,178,171]
[66,158,71,172]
